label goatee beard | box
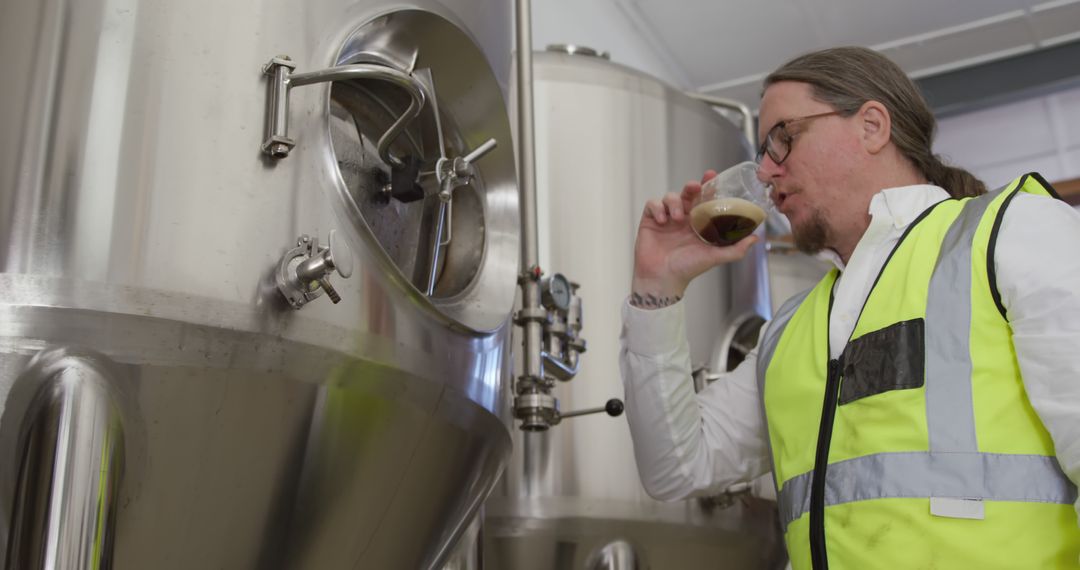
[792,209,829,254]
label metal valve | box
[435,138,497,199]
[425,137,498,296]
[514,395,623,431]
[276,230,354,309]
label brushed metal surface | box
[485,51,782,569]
[1,349,127,570]
[484,497,786,570]
[0,0,518,568]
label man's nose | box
[756,158,781,182]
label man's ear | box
[859,100,891,154]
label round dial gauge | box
[542,273,573,311]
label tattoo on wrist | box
[629,291,682,309]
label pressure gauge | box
[541,273,573,312]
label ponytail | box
[914,153,986,198]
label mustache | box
[771,184,798,196]
[770,185,798,207]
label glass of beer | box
[689,161,770,246]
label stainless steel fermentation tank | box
[481,49,786,569]
[0,1,520,568]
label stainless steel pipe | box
[5,350,125,570]
[515,0,544,389]
[686,93,758,149]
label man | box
[620,46,1080,569]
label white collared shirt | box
[619,184,1080,525]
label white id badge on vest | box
[930,497,985,520]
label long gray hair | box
[765,47,985,198]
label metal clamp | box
[513,391,559,432]
[262,55,427,163]
[435,138,498,200]
[514,307,548,325]
[276,230,354,309]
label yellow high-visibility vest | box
[757,173,1080,569]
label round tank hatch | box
[324,10,518,332]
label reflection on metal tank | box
[0,1,518,568]
[482,50,785,569]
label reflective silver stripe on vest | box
[924,186,1005,452]
[778,451,1077,529]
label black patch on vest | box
[838,319,925,405]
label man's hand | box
[631,170,759,309]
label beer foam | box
[689,197,766,233]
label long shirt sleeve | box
[619,299,770,501]
[994,193,1080,522]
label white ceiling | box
[536,0,1080,111]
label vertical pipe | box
[5,359,125,570]
[515,0,543,385]
[513,0,557,497]
[522,430,555,498]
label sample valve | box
[276,230,354,309]
[513,270,622,431]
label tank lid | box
[546,44,611,60]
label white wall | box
[934,84,1080,206]
[531,0,683,87]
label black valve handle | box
[560,398,625,420]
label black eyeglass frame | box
[755,110,845,165]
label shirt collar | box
[874,184,951,229]
[815,184,951,271]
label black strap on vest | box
[985,173,1064,320]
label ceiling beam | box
[917,38,1080,117]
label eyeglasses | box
[755,110,844,165]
